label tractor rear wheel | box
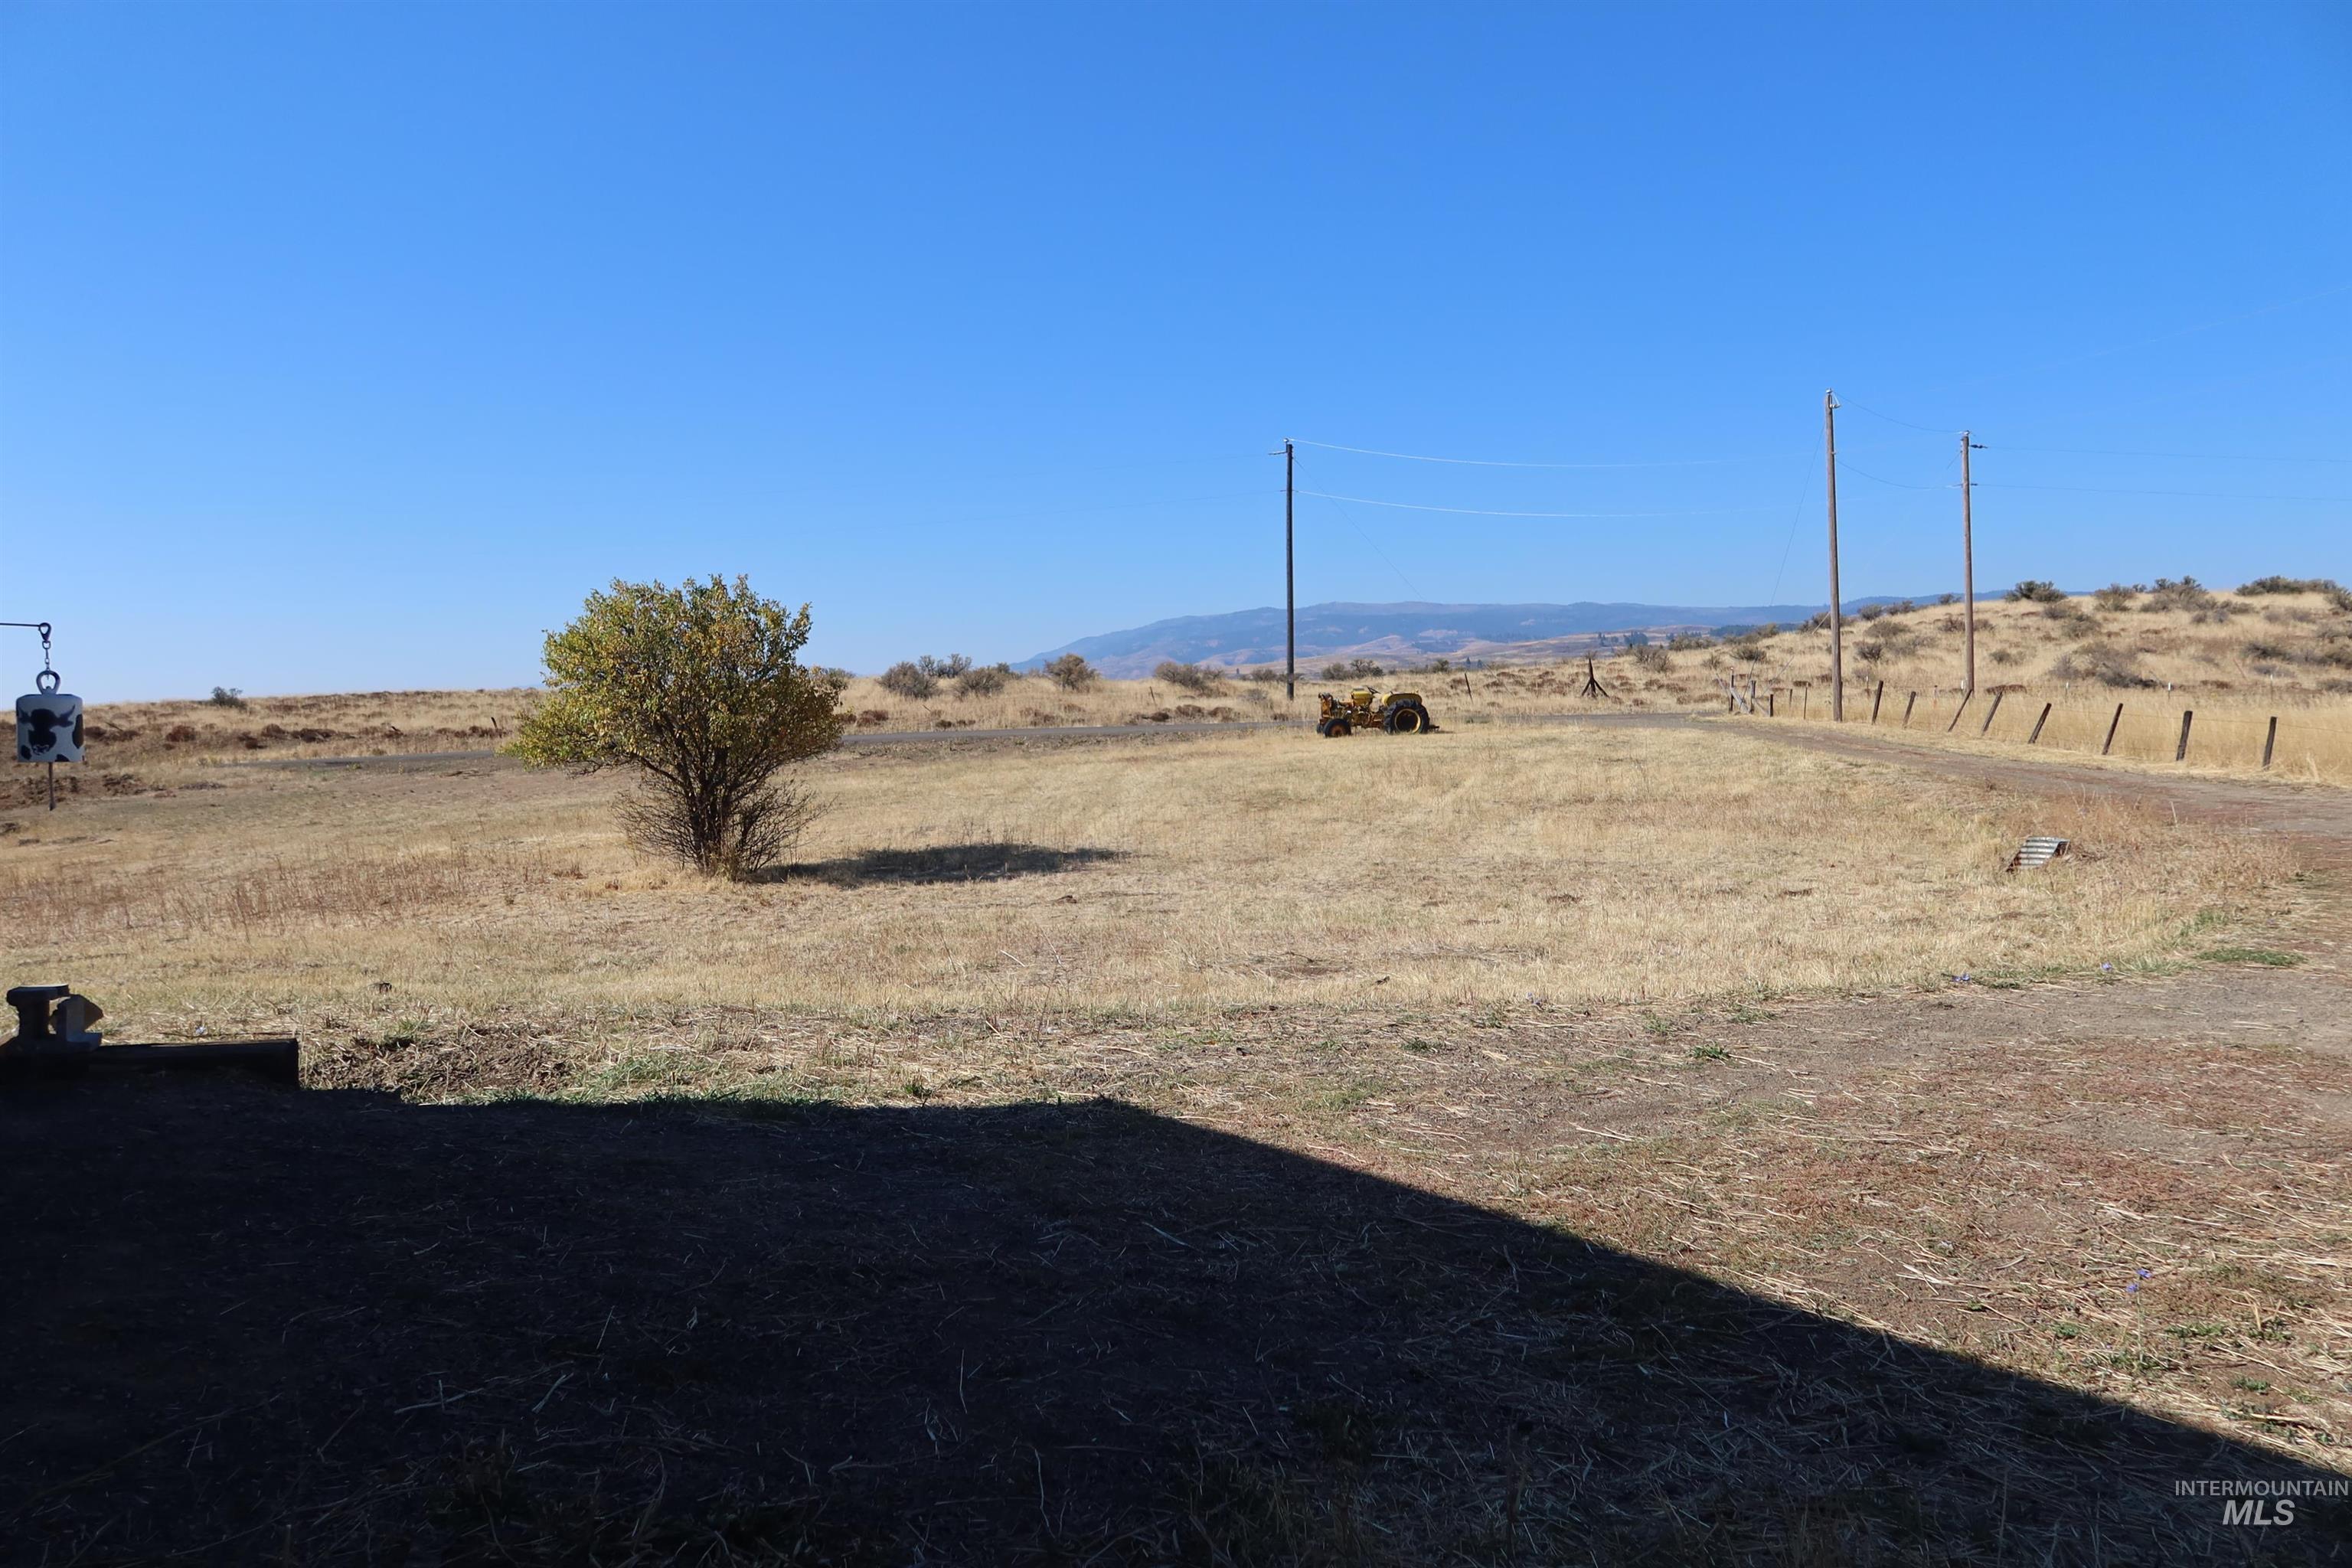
[1387,705,1427,733]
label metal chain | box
[1,621,56,689]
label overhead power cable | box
[1306,488,1421,597]
[1984,443,2352,464]
[1292,438,1794,470]
[1974,482,2349,502]
[1915,277,2352,398]
[1838,399,1955,436]
[1836,459,1949,492]
[1300,490,1779,519]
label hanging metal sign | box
[17,671,82,764]
[5,622,77,808]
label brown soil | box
[5,724,2350,1564]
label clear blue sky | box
[3,2,2345,698]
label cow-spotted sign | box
[17,671,83,764]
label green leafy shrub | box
[511,576,844,880]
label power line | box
[1305,486,1420,598]
[1984,443,2352,464]
[1762,456,1815,609]
[1835,459,1951,492]
[1298,490,1779,519]
[1916,277,2352,398]
[1838,399,1956,435]
[1292,437,1793,469]
[1975,481,2350,502]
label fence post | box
[1768,691,1776,717]
[2027,701,2052,744]
[2176,710,2194,762]
[1870,681,1884,724]
[2262,715,2278,769]
[1979,688,2007,736]
[2102,703,2124,756]
[1946,691,1972,733]
[1902,691,1917,727]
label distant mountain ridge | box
[1018,598,1933,678]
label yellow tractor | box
[1315,687,1434,737]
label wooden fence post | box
[1768,691,1775,717]
[2176,710,2194,762]
[2262,716,2278,769]
[1870,681,1884,723]
[2102,703,2124,756]
[1902,691,1917,727]
[1946,691,1972,733]
[2027,702,2052,744]
[1978,688,2007,735]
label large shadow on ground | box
[766,842,1127,886]
[3,1080,2341,1564]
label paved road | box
[228,710,1687,769]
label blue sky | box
[2,2,2345,698]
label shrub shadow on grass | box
[766,841,1127,886]
[2,1083,2340,1563]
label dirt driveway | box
[5,724,2349,1564]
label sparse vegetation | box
[953,662,1015,697]
[510,576,844,880]
[878,662,939,699]
[2239,576,2342,597]
[2144,576,2215,612]
[1153,660,1224,694]
[1044,653,1098,691]
[207,686,246,707]
[2048,642,2156,688]
[2007,580,2067,603]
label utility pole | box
[1824,390,1844,721]
[1961,431,1981,694]
[1284,438,1296,700]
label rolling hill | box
[1017,599,1928,677]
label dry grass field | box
[11,693,2350,1562]
[1681,583,2352,785]
[77,583,2350,796]
[2,724,2292,1050]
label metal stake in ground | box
[1580,657,1609,700]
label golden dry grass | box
[2,724,2293,1051]
[80,588,2347,781]
[11,720,2343,1510]
[1675,587,2352,784]
[80,664,1730,768]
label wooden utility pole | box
[1824,390,1844,721]
[1961,431,1979,694]
[1284,439,1296,700]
